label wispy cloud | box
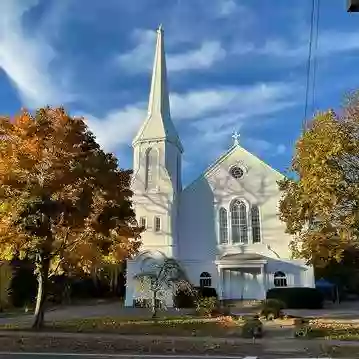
[168,41,226,72]
[171,82,297,121]
[117,29,226,74]
[85,81,297,155]
[235,30,359,62]
[0,0,73,108]
[83,103,147,152]
[244,138,287,157]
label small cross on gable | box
[232,131,240,146]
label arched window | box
[200,272,211,287]
[274,271,287,287]
[251,205,261,243]
[230,199,248,244]
[219,207,228,244]
[145,148,158,190]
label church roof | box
[203,141,285,179]
[132,25,183,152]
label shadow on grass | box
[0,315,245,337]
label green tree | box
[278,96,359,267]
[0,107,142,328]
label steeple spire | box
[147,24,169,119]
[132,25,183,152]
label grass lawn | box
[302,319,359,340]
[0,315,247,337]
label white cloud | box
[0,0,72,108]
[170,82,296,121]
[218,0,238,16]
[116,30,155,74]
[245,30,359,61]
[82,103,147,152]
[168,41,226,72]
[244,138,287,157]
[85,81,297,155]
[117,29,226,74]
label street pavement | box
[0,355,334,359]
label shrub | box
[259,299,285,320]
[195,286,218,299]
[294,318,311,337]
[10,259,37,308]
[173,288,196,308]
[241,315,263,338]
[195,296,217,317]
[0,262,13,311]
[266,287,324,309]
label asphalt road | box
[0,354,334,359]
[0,353,265,359]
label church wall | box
[203,146,293,260]
[164,141,182,193]
[177,178,218,261]
[131,139,181,257]
[265,258,314,289]
[132,142,175,194]
[179,260,217,288]
[132,191,175,257]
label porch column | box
[217,266,224,300]
[260,265,266,299]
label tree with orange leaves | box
[278,94,359,267]
[0,107,142,329]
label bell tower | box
[131,25,183,258]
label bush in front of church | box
[259,299,286,320]
[173,287,196,308]
[173,287,219,310]
[195,296,218,317]
[266,287,324,309]
[241,315,263,338]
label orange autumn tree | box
[0,107,142,329]
[278,95,359,267]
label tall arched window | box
[274,271,287,287]
[219,207,228,244]
[230,199,248,244]
[145,148,158,190]
[251,205,261,243]
[199,272,211,287]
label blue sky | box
[0,0,358,186]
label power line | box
[303,0,316,127]
[311,0,321,115]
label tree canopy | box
[0,107,142,327]
[278,96,359,267]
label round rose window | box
[230,166,244,179]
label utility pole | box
[348,0,359,11]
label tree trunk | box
[151,290,157,319]
[32,258,50,330]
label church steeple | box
[132,25,183,152]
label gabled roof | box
[204,143,284,179]
[184,142,285,191]
[132,25,183,152]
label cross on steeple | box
[232,131,240,146]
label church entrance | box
[216,253,267,301]
[222,267,264,300]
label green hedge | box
[266,287,324,309]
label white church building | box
[124,26,315,307]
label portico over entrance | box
[215,253,267,300]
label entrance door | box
[228,269,262,300]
